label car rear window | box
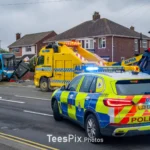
[116,79,150,95]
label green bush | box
[0,49,9,53]
[29,56,37,72]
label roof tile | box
[46,18,149,42]
[9,31,54,48]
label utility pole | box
[0,40,1,49]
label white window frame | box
[142,40,147,49]
[77,39,94,49]
[121,57,125,61]
[84,39,94,49]
[98,37,106,49]
[12,48,20,53]
[134,39,138,51]
[26,46,32,52]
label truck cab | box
[34,41,106,91]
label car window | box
[80,76,94,93]
[116,79,150,95]
[67,76,82,91]
[89,77,97,93]
[96,78,105,93]
[37,56,44,65]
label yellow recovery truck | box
[34,41,139,91]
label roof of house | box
[46,18,149,42]
[9,31,54,48]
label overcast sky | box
[0,0,150,49]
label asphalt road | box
[0,85,150,150]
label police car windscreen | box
[116,80,150,95]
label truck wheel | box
[53,100,63,121]
[85,114,102,143]
[40,77,49,92]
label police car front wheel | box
[53,100,63,121]
[85,114,101,143]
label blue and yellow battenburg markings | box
[36,66,124,73]
[54,68,74,72]
[74,65,125,74]
[36,67,74,72]
[36,67,52,71]
[54,90,110,127]
[51,80,70,84]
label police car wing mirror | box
[60,85,66,91]
[69,87,76,91]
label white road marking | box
[23,110,53,117]
[15,95,50,101]
[0,98,25,104]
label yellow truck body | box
[34,41,139,91]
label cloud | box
[0,0,150,49]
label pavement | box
[0,84,150,149]
[0,80,35,88]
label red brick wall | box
[95,36,150,62]
[22,72,34,80]
[9,47,22,57]
[95,37,112,61]
[113,37,134,62]
[36,31,57,55]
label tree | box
[0,49,9,53]
[28,56,37,72]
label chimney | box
[93,12,100,21]
[130,26,135,31]
[16,33,21,40]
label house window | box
[78,40,84,48]
[12,48,19,53]
[134,39,138,51]
[98,37,106,49]
[142,40,147,49]
[78,39,94,49]
[121,57,125,61]
[85,39,94,49]
[85,40,89,49]
[26,46,32,52]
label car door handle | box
[85,96,90,101]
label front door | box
[75,75,96,124]
[60,75,83,119]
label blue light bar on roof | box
[74,64,125,74]
[86,67,99,71]
[98,67,125,73]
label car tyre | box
[53,100,63,121]
[85,114,102,144]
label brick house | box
[8,31,57,59]
[45,12,150,62]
